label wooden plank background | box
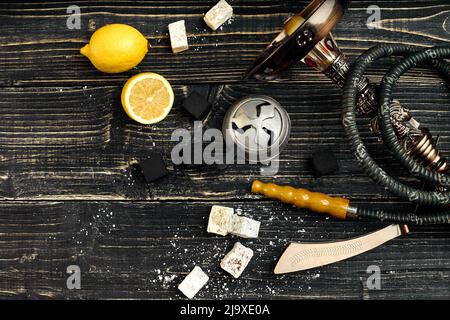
[0,0,449,299]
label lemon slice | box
[121,72,174,124]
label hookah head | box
[244,0,350,81]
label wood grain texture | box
[0,0,449,300]
[0,83,448,200]
[0,201,449,299]
[1,1,450,86]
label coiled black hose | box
[342,45,450,224]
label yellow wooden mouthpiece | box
[251,180,350,220]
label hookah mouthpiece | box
[251,180,352,220]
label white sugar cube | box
[220,242,254,278]
[204,0,233,31]
[230,215,260,238]
[178,266,209,299]
[169,20,189,53]
[206,205,261,238]
[207,205,234,236]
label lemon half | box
[121,73,174,125]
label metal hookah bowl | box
[222,95,291,163]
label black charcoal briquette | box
[182,91,212,120]
[311,149,339,176]
[140,155,168,182]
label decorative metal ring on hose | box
[342,44,450,224]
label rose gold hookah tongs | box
[274,224,410,274]
[243,0,448,172]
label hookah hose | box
[342,44,450,224]
[252,45,450,225]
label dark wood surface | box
[0,0,449,299]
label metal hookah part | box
[222,95,291,164]
[243,0,448,174]
[371,100,448,173]
[244,0,349,81]
[302,34,376,116]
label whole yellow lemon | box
[80,24,148,73]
